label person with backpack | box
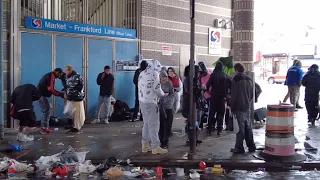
[206,61,232,136]
[302,64,320,126]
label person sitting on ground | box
[230,63,256,154]
[302,64,320,126]
[11,84,41,142]
[64,65,85,134]
[159,69,175,149]
[139,60,168,154]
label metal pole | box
[0,0,4,139]
[189,0,196,154]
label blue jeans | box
[94,95,111,120]
[38,96,51,128]
[234,111,255,150]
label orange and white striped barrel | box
[266,104,295,134]
[264,133,295,156]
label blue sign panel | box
[25,16,136,39]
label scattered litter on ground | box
[189,171,200,179]
[112,134,118,137]
[176,168,185,176]
[37,138,42,140]
[105,167,124,178]
[131,132,136,135]
[54,128,59,131]
[48,142,52,145]
[306,136,311,140]
[88,136,94,138]
[8,145,22,152]
[232,170,248,173]
[67,136,74,138]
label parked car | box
[267,74,286,84]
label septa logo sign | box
[210,30,220,42]
[31,18,42,28]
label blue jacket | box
[285,66,304,86]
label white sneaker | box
[17,133,34,142]
[104,119,109,124]
[91,119,101,124]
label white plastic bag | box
[63,101,75,119]
[233,114,239,134]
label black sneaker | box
[64,125,72,130]
[217,131,222,136]
[196,140,202,144]
[248,147,256,153]
[231,148,245,154]
[296,105,303,109]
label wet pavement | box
[1,81,320,171]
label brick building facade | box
[140,0,233,68]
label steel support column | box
[0,0,4,139]
[189,0,196,154]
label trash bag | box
[105,167,124,178]
[96,157,118,173]
[60,146,79,164]
[63,101,75,119]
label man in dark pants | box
[206,61,232,136]
[131,61,147,122]
[11,84,41,142]
[302,64,320,126]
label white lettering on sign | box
[74,25,102,33]
[104,28,115,35]
[45,22,67,30]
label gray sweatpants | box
[140,102,160,149]
[288,85,300,107]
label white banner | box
[208,28,221,55]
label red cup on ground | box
[156,166,163,176]
[199,161,207,170]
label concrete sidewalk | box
[0,110,320,169]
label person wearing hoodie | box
[132,61,147,122]
[206,61,232,136]
[182,65,203,146]
[167,67,183,116]
[230,63,256,154]
[159,70,175,149]
[37,68,64,134]
[285,60,304,111]
[138,60,168,154]
[302,64,320,126]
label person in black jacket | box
[131,60,147,122]
[206,61,232,136]
[92,65,114,124]
[37,68,64,134]
[11,84,41,142]
[302,64,320,126]
[64,65,85,134]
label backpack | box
[255,82,262,103]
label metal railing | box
[19,0,140,33]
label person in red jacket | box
[37,68,64,134]
[167,67,182,114]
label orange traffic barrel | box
[264,132,295,156]
[266,104,295,134]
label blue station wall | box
[21,33,53,119]
[115,41,138,108]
